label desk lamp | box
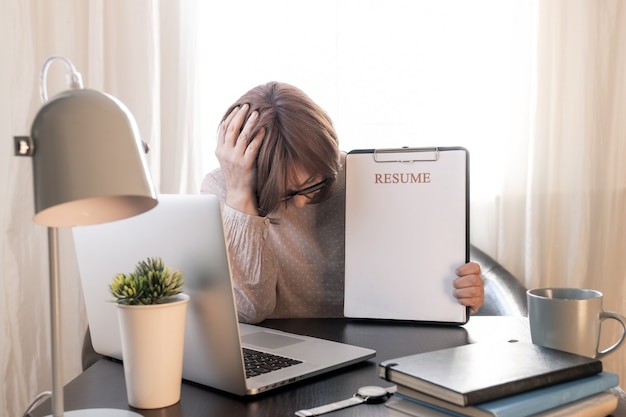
[14,56,158,417]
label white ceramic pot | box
[116,293,189,409]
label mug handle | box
[597,311,626,358]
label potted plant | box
[110,257,189,409]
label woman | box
[202,81,484,323]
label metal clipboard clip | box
[372,147,439,163]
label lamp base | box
[45,409,143,417]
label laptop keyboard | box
[242,347,303,378]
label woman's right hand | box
[215,104,265,215]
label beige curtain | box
[1,1,200,416]
[498,0,626,386]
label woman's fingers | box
[219,104,248,145]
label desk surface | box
[31,316,626,417]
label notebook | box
[72,193,375,396]
[344,147,469,323]
[379,341,602,406]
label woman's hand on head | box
[452,261,484,314]
[216,104,265,215]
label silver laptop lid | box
[74,194,249,394]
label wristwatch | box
[295,385,395,416]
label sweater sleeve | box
[200,170,278,323]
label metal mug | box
[527,288,626,358]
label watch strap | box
[295,395,365,416]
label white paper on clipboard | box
[344,147,470,324]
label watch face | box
[357,386,389,403]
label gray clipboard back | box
[344,147,470,324]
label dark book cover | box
[378,341,602,406]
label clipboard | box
[344,147,470,324]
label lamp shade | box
[29,88,157,227]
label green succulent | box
[109,257,184,305]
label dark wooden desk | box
[30,316,626,417]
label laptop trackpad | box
[241,331,306,349]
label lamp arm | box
[39,56,83,104]
[48,227,64,417]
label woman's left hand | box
[453,262,484,314]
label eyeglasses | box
[282,178,329,201]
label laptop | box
[72,194,375,396]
